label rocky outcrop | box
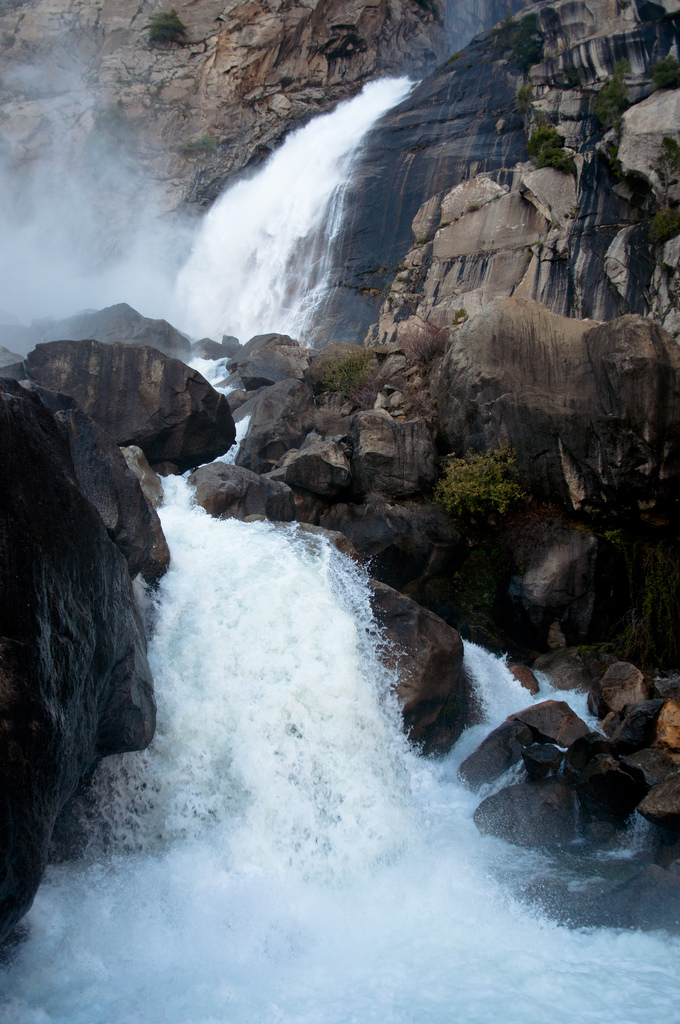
[435,297,680,521]
[369,579,467,751]
[15,339,235,473]
[283,433,352,496]
[236,377,316,474]
[349,410,438,498]
[0,379,155,943]
[189,462,295,521]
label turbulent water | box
[2,480,680,1023]
[175,78,412,344]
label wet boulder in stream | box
[189,462,295,521]
[236,378,316,474]
[474,777,578,850]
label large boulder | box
[236,378,316,474]
[17,339,235,473]
[637,774,680,833]
[473,777,578,849]
[237,345,311,390]
[435,297,680,519]
[459,719,535,790]
[39,303,192,360]
[349,410,438,498]
[575,754,647,824]
[283,434,351,496]
[0,380,155,942]
[188,462,295,522]
[588,661,652,718]
[369,580,467,751]
[619,90,680,203]
[532,647,593,692]
[510,700,590,748]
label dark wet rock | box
[221,335,241,359]
[283,434,351,496]
[576,754,647,824]
[474,778,578,850]
[508,663,539,696]
[621,748,677,791]
[654,674,680,702]
[0,380,155,943]
[637,774,680,833]
[192,338,227,360]
[522,743,563,782]
[511,700,590,748]
[226,389,253,415]
[506,530,598,647]
[25,384,167,582]
[369,580,466,751]
[349,410,438,499]
[320,499,460,591]
[564,733,616,781]
[189,463,295,522]
[39,302,191,360]
[121,445,164,509]
[237,346,311,390]
[608,700,665,754]
[152,461,180,477]
[288,486,331,525]
[19,339,235,473]
[532,648,593,692]
[459,720,535,791]
[593,865,680,932]
[588,662,652,718]
[236,378,316,475]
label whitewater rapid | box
[2,480,680,1023]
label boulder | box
[153,461,180,477]
[594,865,680,932]
[458,719,535,790]
[564,732,616,780]
[349,410,438,498]
[236,378,316,474]
[237,346,311,390]
[192,338,227,360]
[619,90,680,203]
[188,463,295,522]
[637,774,680,833]
[229,333,299,366]
[621,748,677,791]
[0,380,155,943]
[221,335,241,358]
[655,675,680,703]
[473,777,578,849]
[39,302,191,360]
[121,445,164,508]
[368,580,467,750]
[607,699,664,754]
[435,297,680,518]
[283,434,351,496]
[25,384,168,582]
[532,647,593,692]
[292,522,360,561]
[19,339,235,473]
[521,742,563,781]
[288,486,331,525]
[506,530,598,647]
[508,663,540,695]
[575,754,647,824]
[510,700,590,748]
[653,699,680,757]
[588,661,652,718]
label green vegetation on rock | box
[651,55,680,91]
[317,350,373,399]
[593,58,630,132]
[181,134,217,159]
[147,9,187,45]
[650,207,680,245]
[435,445,526,523]
[527,124,575,175]
[492,13,543,72]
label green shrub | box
[650,206,680,245]
[651,55,680,91]
[147,9,186,45]
[181,134,217,158]
[651,135,680,207]
[317,350,373,398]
[435,445,526,522]
[562,63,580,88]
[516,82,534,117]
[492,13,543,72]
[527,124,575,175]
[593,58,630,132]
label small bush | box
[492,13,543,72]
[317,350,374,399]
[147,9,186,45]
[434,445,526,522]
[181,134,217,158]
[651,55,680,91]
[593,58,630,132]
[453,307,467,325]
[562,63,580,89]
[527,124,575,175]
[516,82,534,117]
[400,322,448,365]
[650,206,680,245]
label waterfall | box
[174,78,412,345]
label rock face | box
[236,378,316,474]
[435,298,680,520]
[17,339,235,473]
[369,580,467,751]
[189,462,295,522]
[349,410,438,498]
[0,379,155,942]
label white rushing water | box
[2,481,680,1023]
[174,78,412,344]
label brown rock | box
[459,720,534,790]
[189,463,295,522]
[508,663,539,695]
[349,410,438,498]
[532,647,592,692]
[293,523,360,562]
[288,487,331,525]
[236,378,316,475]
[608,699,664,754]
[653,699,680,756]
[621,748,677,791]
[576,754,647,823]
[637,774,680,833]
[152,462,180,477]
[588,661,651,717]
[521,742,563,781]
[511,700,590,748]
[121,445,164,508]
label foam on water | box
[2,480,680,1023]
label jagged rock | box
[621,748,677,791]
[320,499,460,590]
[459,720,535,790]
[521,742,563,781]
[588,662,652,718]
[369,580,466,750]
[230,334,299,366]
[508,663,540,695]
[473,777,578,849]
[189,463,295,522]
[18,339,235,473]
[236,378,316,475]
[435,298,680,518]
[510,700,590,748]
[576,754,647,823]
[506,529,598,647]
[0,380,155,943]
[607,699,665,754]
[192,338,227,360]
[226,390,252,415]
[237,346,311,391]
[25,384,167,582]
[349,410,438,498]
[564,732,616,780]
[121,445,164,509]
[532,647,592,692]
[519,167,577,227]
[221,336,241,359]
[637,774,680,832]
[39,303,192,360]
[288,486,331,525]
[283,434,351,496]
[619,89,680,203]
[655,675,680,702]
[653,698,680,757]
